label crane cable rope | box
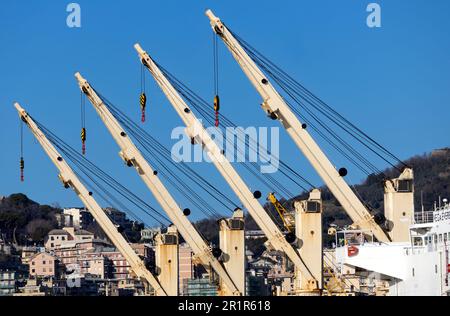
[33,117,171,227]
[19,118,25,182]
[165,68,308,196]
[109,104,230,219]
[34,118,221,246]
[94,89,238,218]
[141,57,301,200]
[213,32,220,127]
[140,63,147,123]
[224,28,380,176]
[227,28,408,175]
[156,62,316,196]
[81,91,87,155]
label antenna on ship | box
[421,191,425,222]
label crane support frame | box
[134,44,317,286]
[205,10,390,243]
[75,73,241,296]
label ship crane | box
[267,193,295,233]
[74,73,242,296]
[205,10,390,243]
[13,103,168,296]
[134,44,319,290]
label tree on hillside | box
[25,219,57,243]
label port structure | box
[205,9,390,243]
[13,102,168,296]
[75,73,242,296]
[134,44,318,291]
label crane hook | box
[20,157,25,182]
[140,92,147,123]
[81,127,87,155]
[214,95,220,127]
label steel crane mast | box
[74,73,242,296]
[13,102,167,296]
[205,10,390,243]
[133,44,317,287]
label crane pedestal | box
[384,168,414,242]
[155,226,179,296]
[219,209,245,296]
[294,189,323,294]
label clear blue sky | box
[0,0,449,225]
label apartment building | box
[29,253,57,279]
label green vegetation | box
[0,194,60,245]
[195,149,450,250]
[1,149,449,255]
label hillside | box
[202,148,450,250]
[318,148,450,231]
[1,148,449,253]
[0,194,60,245]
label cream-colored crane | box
[205,10,390,243]
[13,102,168,296]
[74,73,242,296]
[133,44,318,289]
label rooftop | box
[75,229,94,236]
[48,229,70,236]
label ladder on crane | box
[13,102,168,296]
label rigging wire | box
[93,89,238,218]
[140,63,147,123]
[156,63,315,195]
[20,118,25,182]
[81,91,87,155]
[213,32,220,127]
[33,117,171,227]
[227,28,408,176]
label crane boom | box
[74,73,242,296]
[205,10,390,243]
[13,102,167,296]
[134,44,317,286]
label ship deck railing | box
[414,211,435,224]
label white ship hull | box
[335,205,450,296]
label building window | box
[43,261,46,265]
[51,236,54,241]
[397,180,413,193]
[32,262,35,266]
[31,269,35,273]
[43,268,46,273]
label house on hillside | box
[45,227,95,251]
[29,252,58,279]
